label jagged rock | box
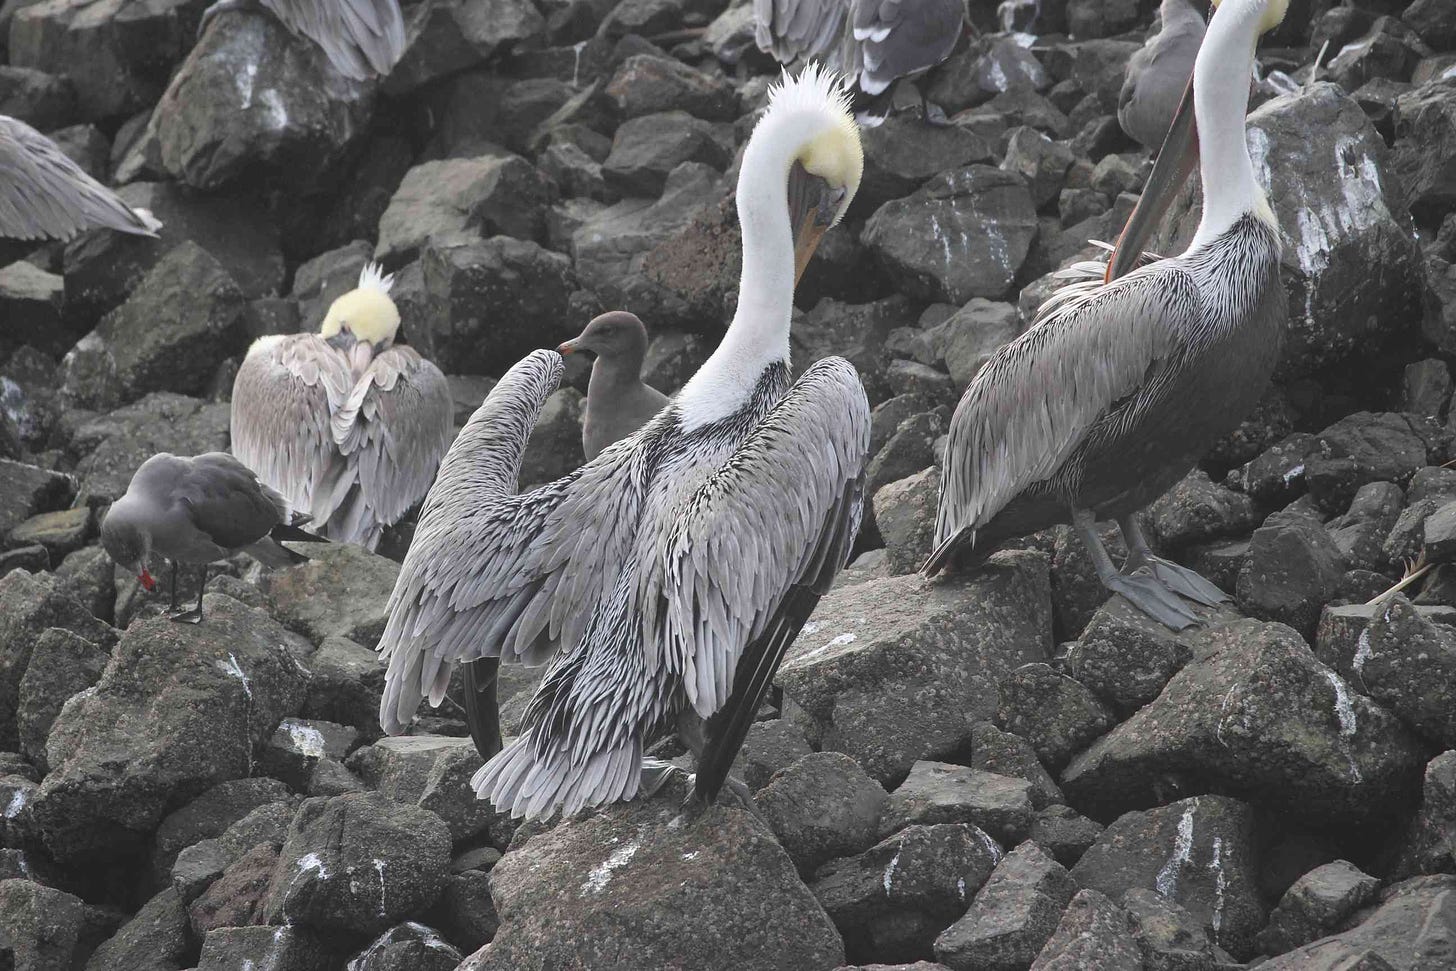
[999,127,1073,210]
[994,663,1112,770]
[16,626,106,772]
[0,261,67,359]
[1046,521,1129,640]
[1403,359,1451,418]
[641,330,709,392]
[347,735,497,845]
[1405,0,1456,50]
[301,635,386,734]
[1259,874,1456,969]
[859,115,993,211]
[0,878,84,970]
[32,594,308,866]
[262,791,450,936]
[153,10,373,192]
[966,721,1063,811]
[1239,432,1318,506]
[1326,481,1404,572]
[1029,806,1101,869]
[1256,860,1381,956]
[731,719,813,792]
[1145,471,1258,552]
[601,110,729,196]
[69,392,230,502]
[1396,750,1456,877]
[1394,78,1456,222]
[60,242,246,410]
[1236,516,1345,637]
[0,64,74,129]
[419,236,577,375]
[885,360,955,405]
[151,777,294,888]
[605,53,736,121]
[862,166,1037,304]
[755,752,888,875]
[257,542,399,648]
[934,841,1077,971]
[1119,886,1219,970]
[7,506,93,562]
[1029,888,1141,970]
[519,387,584,488]
[257,718,358,792]
[171,799,297,903]
[84,887,192,971]
[778,552,1052,786]
[926,298,1019,391]
[290,239,372,328]
[812,823,1004,965]
[868,412,943,497]
[1309,412,1441,512]
[1070,796,1262,959]
[348,921,463,970]
[464,774,844,970]
[196,924,326,971]
[880,762,1034,847]
[386,0,544,95]
[1062,619,1425,827]
[1154,84,1421,378]
[792,295,913,406]
[0,461,72,540]
[873,466,940,577]
[1067,598,1200,714]
[188,842,278,937]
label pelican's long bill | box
[788,160,844,285]
[1106,75,1200,282]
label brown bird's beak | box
[1105,75,1200,283]
[557,339,580,355]
[788,161,844,287]
[138,569,156,592]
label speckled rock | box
[1255,859,1381,956]
[755,752,888,875]
[994,663,1113,770]
[258,541,400,647]
[934,841,1077,971]
[1029,888,1141,970]
[881,762,1034,847]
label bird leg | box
[168,566,208,624]
[167,561,179,613]
[1117,515,1230,607]
[676,709,757,814]
[1074,508,1197,631]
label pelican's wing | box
[929,265,1198,568]
[260,0,407,80]
[848,0,962,94]
[0,116,160,242]
[646,356,871,802]
[378,350,657,734]
[176,452,286,550]
[328,346,453,548]
[231,334,355,526]
[754,0,849,65]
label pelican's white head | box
[320,262,401,348]
[740,63,864,284]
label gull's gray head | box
[100,503,155,591]
[557,311,649,362]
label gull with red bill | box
[926,0,1291,631]
[100,452,325,623]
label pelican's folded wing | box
[378,349,658,734]
[755,0,849,66]
[644,356,871,803]
[328,346,453,549]
[0,116,160,242]
[231,334,355,527]
[261,0,407,80]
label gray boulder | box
[1029,888,1141,970]
[880,762,1034,847]
[1258,875,1456,969]
[347,922,462,970]
[0,461,72,542]
[1255,859,1381,956]
[1029,806,1101,869]
[732,718,813,792]
[187,841,279,937]
[196,924,326,971]
[0,878,85,971]
[601,111,729,196]
[1119,886,1219,970]
[257,541,400,648]
[859,114,993,211]
[778,551,1052,786]
[604,53,736,121]
[385,0,543,95]
[16,626,107,772]
[1393,79,1456,220]
[347,735,499,845]
[1396,750,1456,878]
[874,466,941,577]
[151,777,294,888]
[0,261,67,359]
[755,752,888,875]
[933,841,1077,971]
[1067,598,1202,714]
[83,887,192,971]
[301,635,386,734]
[1235,516,1346,638]
[993,663,1113,770]
[171,799,298,903]
[68,393,230,503]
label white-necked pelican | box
[0,116,160,241]
[926,0,1290,631]
[230,263,453,552]
[197,0,406,81]
[101,452,320,623]
[557,311,669,461]
[376,65,871,819]
[1118,0,1207,152]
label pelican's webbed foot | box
[1105,570,1198,631]
[1117,514,1229,607]
[167,607,205,624]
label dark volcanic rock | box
[605,53,736,121]
[601,110,729,196]
[69,393,230,502]
[346,734,497,845]
[778,552,1052,786]
[1397,750,1456,878]
[860,114,994,211]
[84,887,192,971]
[0,461,72,544]
[154,10,374,192]
[463,775,844,970]
[1119,886,1219,970]
[934,841,1077,971]
[862,166,1037,304]
[732,719,813,792]
[348,921,463,970]
[16,626,106,772]
[196,924,326,971]
[256,541,399,648]
[1256,859,1381,956]
[1029,888,1140,970]
[0,878,85,971]
[301,635,386,733]
[813,823,1004,966]
[993,662,1113,770]
[170,799,297,903]
[151,776,294,887]
[880,761,1034,848]
[1335,596,1456,748]
[1061,619,1425,827]
[1236,516,1345,637]
[1068,598,1200,714]
[187,841,278,937]
[1394,80,1456,222]
[874,466,940,576]
[1070,796,1263,959]
[1258,874,1456,969]
[755,752,888,876]
[386,0,543,95]
[1029,806,1102,869]
[32,594,308,865]
[0,261,67,359]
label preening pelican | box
[376,65,871,819]
[927,0,1289,631]
[198,0,406,81]
[0,116,160,241]
[1119,0,1207,152]
[557,311,669,461]
[230,263,453,552]
[101,452,321,623]
[753,0,964,96]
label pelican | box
[101,452,320,623]
[557,311,670,461]
[1118,0,1207,152]
[926,0,1289,631]
[376,65,870,819]
[230,263,453,552]
[197,0,406,81]
[753,0,964,96]
[0,116,160,241]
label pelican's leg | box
[168,566,208,624]
[675,710,756,813]
[1117,515,1230,607]
[167,561,179,612]
[1074,508,1197,631]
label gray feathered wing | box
[231,334,355,533]
[754,0,849,68]
[0,116,160,242]
[927,267,1196,571]
[260,0,406,80]
[329,345,453,549]
[842,0,963,95]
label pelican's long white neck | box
[1188,0,1273,249]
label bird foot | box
[1105,569,1199,631]
[167,607,204,624]
[1143,556,1230,607]
[639,758,686,800]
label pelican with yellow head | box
[927,0,1292,633]
[230,262,453,551]
[375,64,874,818]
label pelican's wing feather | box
[176,452,286,549]
[329,346,453,547]
[378,350,655,734]
[931,265,1197,562]
[754,0,849,65]
[0,116,159,242]
[260,0,406,79]
[645,356,871,802]
[231,334,355,527]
